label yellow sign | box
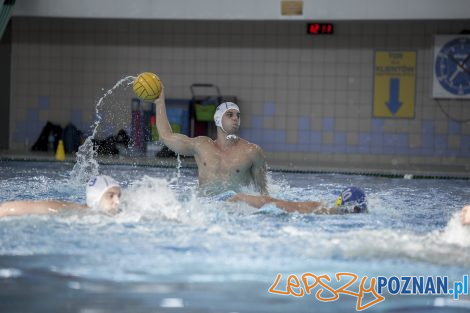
[281,0,303,16]
[373,51,416,118]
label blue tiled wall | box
[242,103,470,158]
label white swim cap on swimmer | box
[214,102,240,129]
[86,175,120,209]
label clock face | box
[435,37,470,96]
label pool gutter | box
[1,150,469,180]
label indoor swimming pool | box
[0,160,469,312]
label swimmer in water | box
[461,204,470,225]
[155,90,267,194]
[229,186,368,214]
[0,175,121,218]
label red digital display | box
[307,23,334,35]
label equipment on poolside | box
[133,72,162,101]
[55,139,65,161]
[335,186,367,213]
[190,83,237,137]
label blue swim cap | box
[335,187,367,213]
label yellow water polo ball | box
[133,72,162,101]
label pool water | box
[0,161,469,312]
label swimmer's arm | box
[155,90,195,156]
[0,200,86,218]
[460,205,470,225]
[250,145,268,195]
[228,194,273,208]
[228,194,337,214]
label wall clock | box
[433,35,470,98]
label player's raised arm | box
[132,72,196,156]
[154,90,196,156]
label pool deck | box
[1,149,469,179]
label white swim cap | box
[86,175,120,209]
[214,102,240,128]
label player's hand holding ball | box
[133,72,163,101]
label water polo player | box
[0,175,121,218]
[155,90,268,195]
[461,204,470,225]
[228,186,368,214]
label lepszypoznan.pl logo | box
[269,273,468,311]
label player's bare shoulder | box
[193,136,216,146]
[238,139,264,157]
[191,136,217,153]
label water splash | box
[176,154,182,180]
[70,76,135,184]
[439,212,470,247]
[119,175,184,221]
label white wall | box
[12,0,470,21]
[9,18,470,171]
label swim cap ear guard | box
[336,187,367,213]
[214,102,240,139]
[86,175,120,209]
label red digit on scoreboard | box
[309,23,320,34]
[307,23,334,35]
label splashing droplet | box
[70,76,135,184]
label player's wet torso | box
[193,137,258,193]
